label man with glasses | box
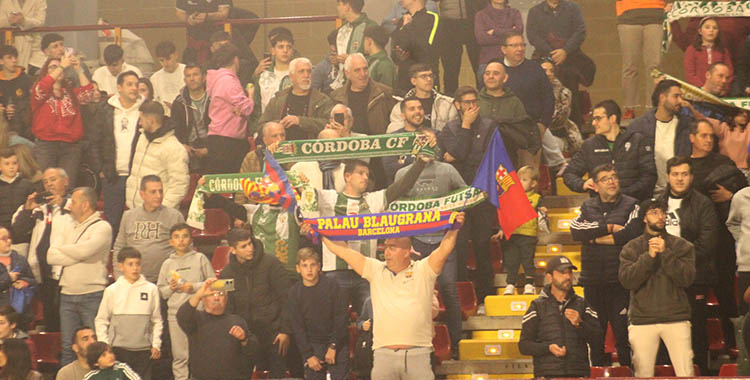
[570,163,641,367]
[563,99,656,201]
[387,64,458,133]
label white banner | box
[663,1,750,52]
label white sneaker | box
[503,284,515,295]
[523,284,535,295]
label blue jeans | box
[102,175,127,241]
[60,291,103,365]
[326,270,370,317]
[412,239,461,350]
[33,140,83,187]
[305,342,349,380]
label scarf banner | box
[662,1,750,52]
[721,97,750,111]
[272,132,435,163]
[304,210,461,241]
[651,69,739,108]
[387,187,488,212]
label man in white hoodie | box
[46,186,112,366]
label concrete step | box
[542,195,587,209]
[462,315,522,330]
[435,359,534,376]
[537,231,576,245]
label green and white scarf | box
[387,186,488,212]
[663,1,750,52]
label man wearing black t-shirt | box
[176,0,232,64]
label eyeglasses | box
[460,99,478,105]
[591,115,607,122]
[597,175,619,184]
[416,73,433,80]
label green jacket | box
[367,50,397,89]
[339,13,378,54]
[259,87,335,139]
[478,87,529,121]
[330,79,396,135]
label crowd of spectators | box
[0,0,750,379]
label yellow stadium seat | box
[459,330,529,360]
[556,177,583,196]
[548,212,577,232]
[445,374,534,379]
[485,295,538,316]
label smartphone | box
[263,53,272,61]
[34,191,52,204]
[334,113,345,125]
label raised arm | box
[322,237,366,276]
[427,213,464,274]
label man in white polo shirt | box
[322,212,464,380]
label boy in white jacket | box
[156,223,215,380]
[95,247,162,380]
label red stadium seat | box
[653,364,700,377]
[707,317,725,351]
[590,365,632,377]
[432,324,451,363]
[211,246,231,276]
[349,324,358,360]
[25,337,37,369]
[707,288,719,307]
[191,208,230,243]
[251,370,268,379]
[456,281,478,319]
[29,332,61,368]
[719,363,737,376]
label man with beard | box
[619,198,696,377]
[382,96,435,184]
[519,256,601,378]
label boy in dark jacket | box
[519,256,601,378]
[0,226,35,311]
[0,45,33,140]
[0,148,33,237]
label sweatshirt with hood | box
[95,275,162,351]
[727,187,750,272]
[0,66,33,138]
[206,67,254,140]
[157,249,215,317]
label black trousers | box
[715,229,738,347]
[439,18,479,96]
[584,283,631,367]
[205,135,249,174]
[687,285,709,376]
[457,201,495,301]
[40,278,60,332]
[112,347,152,380]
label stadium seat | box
[590,365,633,377]
[719,363,737,376]
[29,331,61,368]
[653,364,700,376]
[191,208,230,243]
[484,294,537,316]
[211,246,231,276]
[707,317,725,351]
[456,281,478,319]
[459,330,529,360]
[433,324,451,363]
[181,173,201,209]
[25,337,37,369]
[707,288,719,307]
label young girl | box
[0,339,42,380]
[684,17,734,88]
[84,342,141,380]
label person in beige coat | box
[0,0,47,70]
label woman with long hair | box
[29,54,93,188]
[137,78,154,101]
[0,339,42,380]
[10,145,42,189]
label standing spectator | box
[259,57,335,141]
[671,11,750,65]
[312,30,341,95]
[125,101,188,210]
[474,0,523,67]
[710,109,750,174]
[176,279,257,380]
[684,18,734,89]
[363,25,397,90]
[0,338,42,380]
[92,45,143,97]
[619,199,696,377]
[391,0,441,94]
[94,247,162,380]
[255,27,294,113]
[563,100,656,201]
[93,71,143,239]
[437,0,481,96]
[151,41,185,110]
[332,0,377,89]
[10,167,69,331]
[381,0,438,34]
[0,226,35,310]
[0,45,33,140]
[387,64,458,133]
[616,0,666,119]
[288,249,349,380]
[569,164,641,367]
[83,342,141,380]
[46,187,112,366]
[136,78,153,102]
[175,0,231,65]
[156,223,215,380]
[383,97,433,183]
[0,0,46,71]
[519,256,601,378]
[628,80,692,196]
[540,59,583,160]
[31,33,91,86]
[30,55,94,188]
[171,63,210,173]
[0,148,33,235]
[208,31,256,89]
[321,212,463,380]
[205,43,253,174]
[115,175,185,284]
[56,327,98,380]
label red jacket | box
[683,44,734,88]
[30,75,93,143]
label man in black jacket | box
[519,256,601,378]
[563,100,656,201]
[171,63,210,174]
[391,0,440,94]
[570,164,640,367]
[656,156,718,376]
[619,199,696,377]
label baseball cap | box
[546,256,578,274]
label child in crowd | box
[0,226,34,312]
[684,17,734,88]
[94,247,161,380]
[150,41,185,111]
[0,338,42,380]
[84,342,141,380]
[157,223,215,380]
[495,165,546,295]
[0,148,33,234]
[288,248,349,380]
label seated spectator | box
[312,30,341,95]
[288,248,349,380]
[683,18,734,89]
[325,104,366,139]
[56,326,98,380]
[290,128,346,192]
[125,101,189,210]
[0,338,42,380]
[519,256,601,378]
[0,305,29,343]
[255,27,295,113]
[238,121,286,177]
[387,64,457,133]
[619,199,696,377]
[363,25,396,89]
[30,55,94,188]
[11,144,42,191]
[151,41,185,110]
[171,63,210,173]
[0,148,33,235]
[259,57,335,141]
[0,0,46,71]
[136,78,153,102]
[92,45,143,96]
[474,0,523,67]
[175,0,231,65]
[0,45,33,140]
[0,226,35,312]
[84,342,141,380]
[176,278,257,380]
